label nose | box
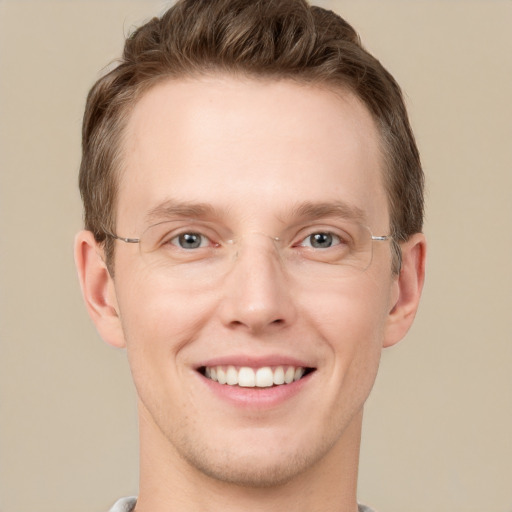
[217,234,297,334]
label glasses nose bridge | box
[227,231,283,266]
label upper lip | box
[196,354,316,370]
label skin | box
[75,77,426,512]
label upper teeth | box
[204,366,306,387]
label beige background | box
[1,1,511,511]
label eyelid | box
[149,220,355,249]
[297,232,342,248]
[169,232,212,248]
[292,224,353,246]
[151,222,222,249]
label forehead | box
[117,76,388,231]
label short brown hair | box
[79,0,423,271]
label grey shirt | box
[109,496,377,511]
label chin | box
[182,448,317,488]
[171,427,338,488]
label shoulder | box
[108,496,137,512]
[107,497,375,512]
[358,504,378,512]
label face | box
[107,77,400,485]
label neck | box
[135,402,363,512]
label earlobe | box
[383,233,426,348]
[74,230,126,348]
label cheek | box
[299,276,391,391]
[114,268,219,382]
[295,280,389,433]
[115,277,220,422]
[117,262,214,333]
[300,275,390,344]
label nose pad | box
[219,232,295,333]
[227,232,282,261]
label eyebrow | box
[288,200,367,224]
[144,198,367,226]
[144,200,220,225]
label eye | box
[170,232,210,250]
[300,232,341,249]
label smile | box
[200,365,315,388]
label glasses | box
[107,220,392,283]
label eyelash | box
[296,232,342,249]
[167,230,344,250]
[169,232,216,249]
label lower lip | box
[198,372,313,409]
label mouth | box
[198,365,316,388]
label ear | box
[74,230,126,348]
[383,233,426,348]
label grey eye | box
[172,233,207,249]
[302,232,340,249]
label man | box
[75,0,426,511]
